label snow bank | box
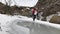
[0,14,30,34]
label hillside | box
[0,0,60,16]
[0,0,60,24]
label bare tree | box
[5,0,8,5]
[5,0,12,6]
[13,0,17,5]
[4,0,12,15]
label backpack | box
[34,10,37,15]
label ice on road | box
[0,14,60,34]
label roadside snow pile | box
[0,14,18,32]
[0,14,30,34]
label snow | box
[0,0,38,7]
[0,14,30,34]
[0,14,60,34]
[0,31,9,34]
[57,12,60,16]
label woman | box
[32,8,38,21]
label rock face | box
[0,0,60,16]
[0,2,31,16]
[37,0,60,16]
[49,16,60,24]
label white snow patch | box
[0,0,38,7]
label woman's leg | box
[33,15,36,21]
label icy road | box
[0,14,60,34]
